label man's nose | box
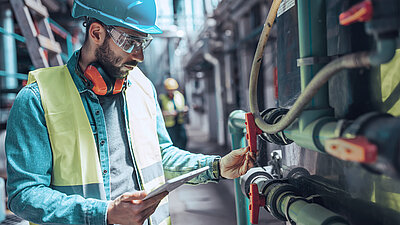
[129,48,144,62]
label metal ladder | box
[10,0,63,68]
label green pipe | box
[0,26,25,42]
[297,0,328,110]
[0,71,28,80]
[279,195,349,225]
[1,8,18,103]
[369,39,397,66]
[228,110,251,225]
[284,115,337,152]
[66,34,74,57]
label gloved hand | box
[220,147,256,179]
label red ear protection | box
[83,63,126,95]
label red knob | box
[339,0,373,26]
[249,183,266,224]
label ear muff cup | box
[84,63,125,95]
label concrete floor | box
[169,125,284,225]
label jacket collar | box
[66,49,89,94]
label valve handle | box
[249,183,266,224]
[245,113,263,154]
[339,0,373,26]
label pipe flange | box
[241,170,273,198]
[343,112,392,137]
[261,179,287,196]
[265,183,298,221]
[286,167,310,179]
[260,108,293,145]
[285,195,306,225]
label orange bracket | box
[245,113,263,154]
[325,136,378,163]
[339,0,373,26]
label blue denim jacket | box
[5,50,219,224]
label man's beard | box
[95,39,138,79]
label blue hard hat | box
[72,0,162,34]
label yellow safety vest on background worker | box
[159,91,185,127]
[28,65,170,225]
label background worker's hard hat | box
[71,0,162,34]
[164,78,179,90]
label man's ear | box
[88,22,107,46]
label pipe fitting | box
[369,39,397,66]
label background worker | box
[159,78,188,149]
[5,0,255,225]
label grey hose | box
[250,52,371,134]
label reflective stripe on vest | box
[159,91,185,127]
[28,65,170,225]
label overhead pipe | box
[204,52,225,146]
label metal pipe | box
[0,8,18,105]
[369,39,397,66]
[284,117,337,152]
[279,195,349,225]
[227,110,251,225]
[297,0,328,109]
[204,53,225,146]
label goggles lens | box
[106,26,153,53]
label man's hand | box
[107,191,168,225]
[220,147,256,179]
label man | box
[5,0,255,225]
[159,78,188,149]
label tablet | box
[143,166,210,200]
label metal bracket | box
[297,56,333,67]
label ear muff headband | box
[84,63,126,95]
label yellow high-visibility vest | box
[28,65,170,225]
[159,91,185,127]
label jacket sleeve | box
[152,85,220,183]
[5,84,107,224]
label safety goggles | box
[105,26,153,53]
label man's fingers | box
[144,191,168,204]
[138,191,168,213]
[230,147,249,158]
[240,157,249,175]
[247,153,255,168]
[139,203,160,223]
[248,151,256,161]
[120,191,147,202]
